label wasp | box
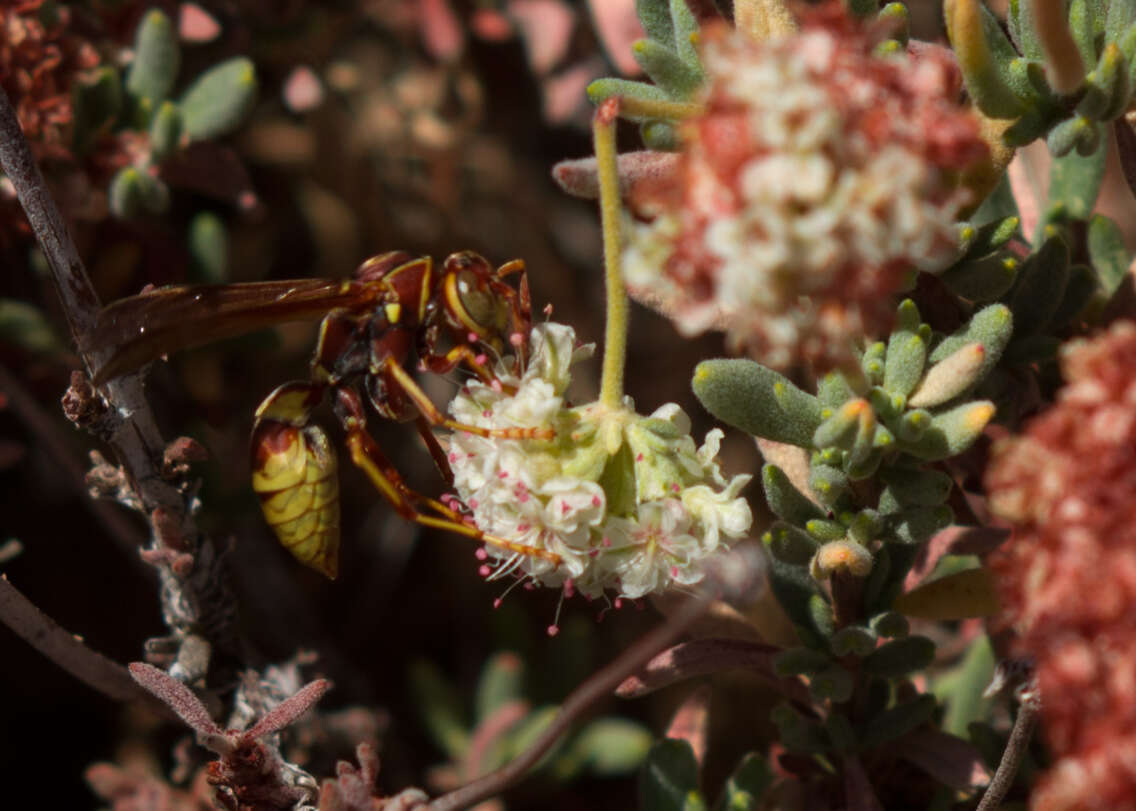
[88,251,559,578]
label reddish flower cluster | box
[986,321,1136,810]
[623,5,987,370]
[1,1,100,161]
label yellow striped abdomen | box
[251,420,340,578]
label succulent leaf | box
[693,360,822,448]
[180,57,258,141]
[126,9,180,107]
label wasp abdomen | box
[251,419,340,579]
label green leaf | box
[693,360,822,448]
[808,463,849,507]
[879,467,954,507]
[0,299,67,356]
[1076,44,1130,121]
[932,634,996,737]
[641,119,681,150]
[762,464,825,526]
[1107,0,1136,44]
[408,660,469,759]
[970,174,1020,225]
[148,100,182,161]
[180,57,258,141]
[869,610,910,639]
[861,695,938,748]
[929,303,1013,379]
[939,253,1019,301]
[1087,214,1134,298]
[670,0,701,66]
[890,505,953,545]
[861,636,936,678]
[632,39,703,99]
[945,0,1027,118]
[831,625,877,657]
[1050,263,1098,326]
[636,0,676,47]
[863,541,920,614]
[713,753,773,811]
[188,211,228,284]
[771,702,832,753]
[475,652,524,724]
[588,78,671,117]
[810,666,854,703]
[763,546,825,644]
[1042,138,1106,228]
[109,167,169,218]
[895,401,996,461]
[1008,231,1071,334]
[72,66,122,156]
[764,523,819,567]
[772,647,832,677]
[567,718,652,777]
[126,9,180,107]
[639,739,707,811]
[1069,0,1097,68]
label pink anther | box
[468,332,480,343]
[510,332,524,347]
[591,495,601,507]
[546,624,560,637]
[475,548,488,561]
[475,353,488,365]
[479,565,491,577]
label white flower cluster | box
[622,25,978,370]
[447,322,752,600]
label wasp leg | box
[383,359,554,440]
[343,423,560,563]
[414,414,454,486]
[492,258,533,374]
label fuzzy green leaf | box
[475,652,524,724]
[897,401,996,461]
[632,39,703,99]
[808,463,849,507]
[806,518,847,542]
[1050,263,1098,326]
[409,660,469,759]
[810,666,854,703]
[939,253,1020,301]
[879,467,954,507]
[693,359,822,448]
[764,523,820,567]
[180,57,258,141]
[670,0,701,66]
[148,100,182,160]
[1043,139,1106,228]
[1008,231,1071,334]
[636,0,676,47]
[831,625,877,657]
[127,9,180,107]
[763,547,825,645]
[862,636,936,678]
[640,120,681,150]
[772,647,832,677]
[945,0,1027,118]
[884,313,927,397]
[1068,0,1097,68]
[639,739,706,811]
[712,754,773,811]
[1107,0,1136,44]
[929,303,1013,378]
[891,505,954,545]
[818,371,856,411]
[568,718,653,777]
[1076,44,1130,121]
[762,464,825,526]
[188,211,228,283]
[73,67,122,156]
[1087,214,1134,298]
[870,610,910,639]
[861,695,937,748]
[587,78,672,117]
[878,3,909,44]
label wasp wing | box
[88,279,377,384]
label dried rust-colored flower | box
[623,5,987,371]
[0,1,100,161]
[986,321,1136,811]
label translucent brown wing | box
[88,279,380,384]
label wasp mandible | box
[88,251,559,578]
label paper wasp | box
[88,251,559,578]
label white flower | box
[446,322,753,600]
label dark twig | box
[0,86,232,670]
[0,575,171,716]
[975,681,1041,811]
[427,596,710,811]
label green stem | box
[595,99,628,409]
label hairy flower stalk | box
[622,8,988,371]
[445,100,751,604]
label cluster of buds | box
[621,8,988,371]
[987,321,1136,810]
[447,322,752,602]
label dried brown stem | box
[0,575,171,716]
[975,684,1040,811]
[427,596,710,811]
